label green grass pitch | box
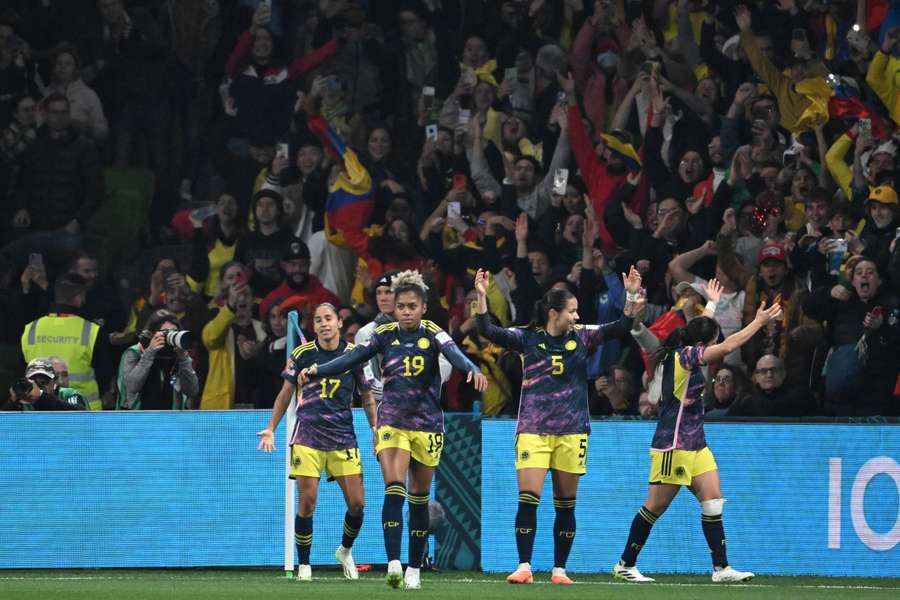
[1,570,899,600]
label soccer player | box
[473,267,644,585]
[612,299,783,583]
[301,270,487,590]
[257,303,377,582]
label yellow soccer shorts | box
[289,444,362,480]
[375,425,443,467]
[648,446,718,486]
[515,433,588,474]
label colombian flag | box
[307,115,374,258]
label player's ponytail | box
[528,287,574,330]
[651,316,720,369]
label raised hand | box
[257,428,275,452]
[582,204,598,248]
[556,70,575,95]
[704,278,723,304]
[754,301,782,325]
[474,269,490,297]
[515,212,529,243]
[622,265,642,293]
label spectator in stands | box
[201,277,266,409]
[803,257,900,416]
[44,43,108,141]
[117,309,198,410]
[0,11,39,123]
[259,236,339,322]
[0,94,37,165]
[20,274,112,410]
[9,93,102,268]
[184,192,240,300]
[88,0,167,169]
[1,358,84,411]
[234,189,293,297]
[717,238,822,388]
[253,299,287,410]
[703,365,751,418]
[68,250,124,333]
[729,354,813,417]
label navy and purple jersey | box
[650,345,707,451]
[477,314,631,435]
[314,319,480,433]
[283,340,369,451]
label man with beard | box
[804,258,900,416]
[259,237,340,324]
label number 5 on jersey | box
[403,355,425,376]
[551,355,565,375]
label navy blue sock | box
[341,510,364,549]
[294,514,312,565]
[620,507,657,567]
[701,513,728,568]
[407,492,430,568]
[552,497,576,569]
[515,491,540,564]
[382,482,406,562]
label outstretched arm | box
[310,342,381,377]
[257,379,296,452]
[701,301,782,364]
[474,269,527,351]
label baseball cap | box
[282,237,311,260]
[25,359,56,380]
[867,185,898,206]
[758,242,787,264]
[374,269,400,291]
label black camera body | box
[138,330,194,351]
[12,378,33,400]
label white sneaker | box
[712,566,754,583]
[335,545,359,580]
[612,561,655,582]
[404,566,421,590]
[386,560,403,589]
[296,564,312,581]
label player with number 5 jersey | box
[301,271,487,590]
[474,267,644,585]
[257,303,377,583]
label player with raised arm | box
[474,267,644,585]
[257,303,377,582]
[300,270,487,590]
[612,298,783,584]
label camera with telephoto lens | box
[163,330,194,350]
[12,378,33,400]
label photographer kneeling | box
[1,359,85,411]
[117,310,199,410]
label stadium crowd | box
[1,0,899,417]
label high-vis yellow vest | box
[21,315,101,410]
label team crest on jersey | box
[565,340,577,351]
[382,431,392,441]
[520,450,530,460]
[417,338,430,350]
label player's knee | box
[347,499,365,516]
[298,497,317,516]
[700,498,725,516]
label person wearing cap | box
[717,236,822,388]
[1,358,84,411]
[858,185,899,268]
[259,236,340,325]
[234,188,294,298]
